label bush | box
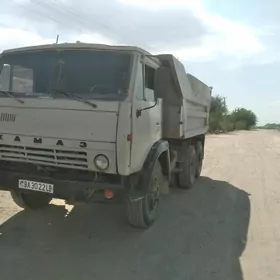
[208,96,258,133]
[261,123,280,130]
[209,112,220,132]
[219,115,234,132]
[231,108,257,130]
[234,120,247,130]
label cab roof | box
[2,43,153,56]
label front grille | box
[0,144,88,169]
[0,113,16,122]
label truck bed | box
[157,54,212,139]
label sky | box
[0,0,280,124]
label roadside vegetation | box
[209,95,257,133]
[257,123,280,130]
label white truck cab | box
[0,43,211,228]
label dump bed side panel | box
[183,74,211,138]
[157,55,211,139]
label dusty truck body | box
[0,43,211,228]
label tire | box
[10,190,51,210]
[127,161,164,229]
[177,145,197,189]
[195,141,203,178]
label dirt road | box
[0,130,279,280]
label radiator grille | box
[0,144,88,169]
[0,113,16,122]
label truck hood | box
[0,99,119,142]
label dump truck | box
[0,43,212,228]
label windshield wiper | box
[50,89,97,109]
[0,90,25,104]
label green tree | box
[234,120,247,130]
[210,95,227,115]
[259,123,280,130]
[230,108,257,130]
[219,115,234,132]
[209,96,258,133]
[209,95,227,132]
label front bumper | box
[0,170,124,201]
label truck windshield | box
[0,50,131,100]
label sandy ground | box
[0,130,280,280]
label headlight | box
[94,154,109,170]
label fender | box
[128,140,170,201]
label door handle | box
[155,123,160,127]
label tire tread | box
[178,145,196,189]
[10,190,51,210]
[127,162,163,229]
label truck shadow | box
[0,177,250,280]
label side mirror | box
[154,66,170,99]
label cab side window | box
[144,65,155,102]
[136,62,144,100]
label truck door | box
[130,58,162,173]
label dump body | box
[157,54,211,139]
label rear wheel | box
[177,145,197,189]
[10,190,52,210]
[195,141,203,178]
[127,161,163,228]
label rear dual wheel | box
[177,141,203,189]
[177,145,197,189]
[195,141,203,178]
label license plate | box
[18,179,54,194]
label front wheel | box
[10,190,52,210]
[127,161,163,229]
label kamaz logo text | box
[0,135,87,148]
